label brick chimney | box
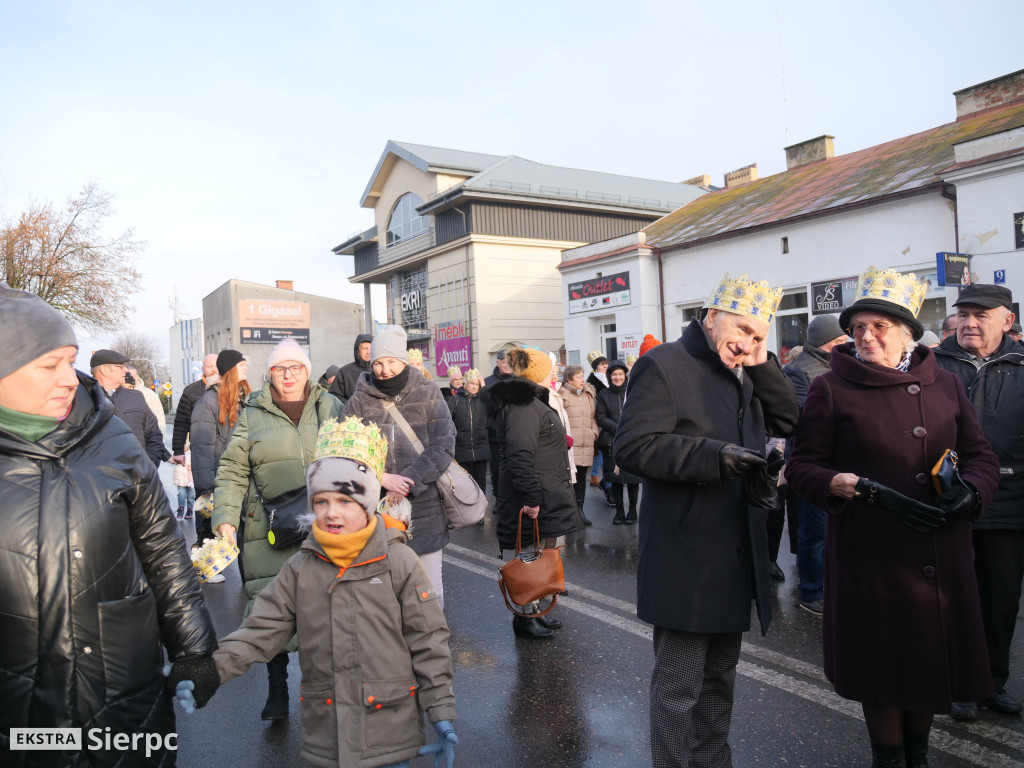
[954,69,1024,118]
[275,280,294,291]
[724,164,758,188]
[681,174,711,188]
[785,136,835,170]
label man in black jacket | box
[91,349,168,466]
[171,352,218,464]
[934,284,1024,720]
[329,332,373,405]
[483,350,514,506]
[615,274,798,768]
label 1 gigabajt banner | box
[436,336,472,378]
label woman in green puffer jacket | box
[212,339,343,721]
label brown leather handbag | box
[498,510,565,617]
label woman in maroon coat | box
[786,270,1000,768]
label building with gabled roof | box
[559,70,1024,365]
[333,140,705,380]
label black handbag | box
[261,487,308,550]
[931,449,965,495]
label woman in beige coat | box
[557,365,599,526]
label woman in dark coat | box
[595,359,642,524]
[190,349,250,558]
[786,269,1001,768]
[0,285,218,766]
[342,325,456,609]
[447,368,490,492]
[489,347,578,639]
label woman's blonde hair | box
[218,365,251,427]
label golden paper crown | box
[191,536,239,582]
[854,266,927,317]
[193,495,215,519]
[464,368,482,382]
[586,350,606,366]
[703,273,784,323]
[407,348,423,363]
[313,417,388,481]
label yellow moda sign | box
[238,300,310,344]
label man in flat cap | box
[934,284,1024,719]
[614,274,799,768]
[91,349,168,466]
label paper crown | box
[464,368,482,382]
[191,536,239,582]
[446,366,462,378]
[407,348,423,363]
[703,273,784,323]
[193,494,215,519]
[853,266,927,317]
[586,350,606,366]
[313,417,388,481]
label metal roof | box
[644,102,1024,250]
[359,141,506,206]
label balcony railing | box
[379,227,435,265]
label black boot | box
[904,730,929,768]
[612,484,625,524]
[537,614,562,629]
[512,615,555,639]
[603,486,616,507]
[261,653,289,720]
[870,743,905,768]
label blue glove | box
[418,720,458,768]
[161,663,201,714]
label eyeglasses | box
[851,321,896,338]
[270,364,305,376]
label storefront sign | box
[936,252,971,286]
[238,300,310,344]
[568,271,631,315]
[811,277,858,315]
[435,320,468,340]
[435,336,472,377]
[619,333,641,359]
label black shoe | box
[870,742,905,768]
[903,730,929,768]
[950,701,979,720]
[624,509,637,524]
[982,689,1023,715]
[799,599,824,616]
[537,615,561,630]
[604,488,615,507]
[612,510,625,525]
[261,654,289,720]
[512,616,555,639]
[580,512,593,526]
[769,561,785,581]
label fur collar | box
[487,376,550,408]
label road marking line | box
[444,548,1024,764]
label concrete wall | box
[202,280,365,385]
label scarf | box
[312,516,377,569]
[271,382,310,426]
[855,350,913,372]
[373,365,410,396]
[0,403,60,442]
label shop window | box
[774,290,809,363]
[386,193,430,246]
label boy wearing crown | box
[614,273,799,768]
[173,417,458,768]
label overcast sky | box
[1,0,1021,369]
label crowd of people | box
[3,266,1024,768]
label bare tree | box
[1,182,145,333]
[110,330,169,387]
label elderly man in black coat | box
[615,274,799,768]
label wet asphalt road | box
[157,457,1024,768]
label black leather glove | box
[164,654,220,709]
[744,446,786,509]
[719,444,767,481]
[936,484,977,523]
[855,478,945,533]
